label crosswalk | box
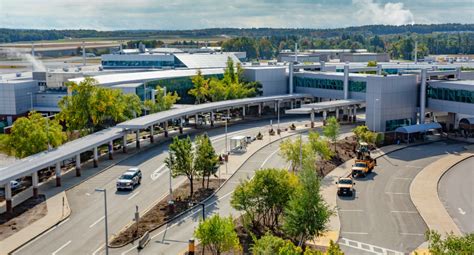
[339,238,404,255]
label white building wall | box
[242,67,288,96]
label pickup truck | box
[351,158,376,178]
[336,177,355,196]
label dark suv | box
[116,168,142,191]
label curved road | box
[13,116,307,255]
[439,156,474,234]
[337,141,466,254]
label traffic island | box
[110,179,225,247]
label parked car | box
[10,180,21,190]
[116,168,142,191]
[245,135,256,143]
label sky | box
[0,0,473,30]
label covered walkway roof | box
[0,94,311,186]
[285,99,365,114]
[118,94,312,129]
[394,122,442,134]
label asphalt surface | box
[438,156,474,234]
[337,141,466,255]
[12,116,307,255]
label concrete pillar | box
[93,147,98,168]
[242,106,246,120]
[258,104,262,116]
[195,114,199,128]
[289,62,294,94]
[5,182,12,213]
[109,140,114,159]
[55,162,61,187]
[376,64,382,75]
[335,108,339,120]
[150,125,155,143]
[164,122,168,137]
[290,100,294,109]
[353,106,357,122]
[227,109,231,120]
[456,67,461,80]
[122,135,127,153]
[343,64,349,100]
[310,110,315,128]
[75,154,81,177]
[274,102,278,115]
[32,171,39,197]
[210,112,214,127]
[420,69,427,124]
[179,118,184,133]
[320,61,325,72]
[135,130,141,149]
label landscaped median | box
[409,145,474,254]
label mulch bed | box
[110,178,224,246]
[0,195,47,241]
[317,136,358,177]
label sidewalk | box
[410,145,474,254]
[0,192,70,255]
[312,141,436,248]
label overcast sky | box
[1,0,473,30]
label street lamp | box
[276,99,282,135]
[221,115,231,175]
[95,188,109,255]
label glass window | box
[427,85,474,104]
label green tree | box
[279,136,311,172]
[189,70,210,104]
[307,132,333,161]
[231,168,298,230]
[323,117,340,151]
[194,214,240,255]
[144,87,180,114]
[165,136,196,198]
[326,240,345,255]
[252,233,302,255]
[194,133,219,189]
[283,166,333,246]
[426,230,474,255]
[8,112,66,158]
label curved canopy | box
[395,122,442,134]
[460,118,474,125]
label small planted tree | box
[426,230,474,254]
[194,133,219,189]
[194,214,240,255]
[323,117,340,151]
[252,233,302,255]
[283,166,333,246]
[165,136,195,198]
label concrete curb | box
[109,125,312,248]
[410,145,474,253]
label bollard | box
[188,239,195,255]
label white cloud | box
[353,0,415,26]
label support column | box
[258,103,262,117]
[353,106,357,122]
[310,110,315,128]
[93,147,98,167]
[376,64,382,75]
[55,162,61,187]
[179,118,184,133]
[109,140,114,159]
[122,135,127,153]
[335,107,339,120]
[343,64,349,100]
[242,106,246,120]
[135,130,141,149]
[289,62,294,94]
[210,112,214,127]
[150,125,155,143]
[32,171,39,198]
[195,114,199,128]
[290,100,294,109]
[420,69,427,124]
[323,110,327,125]
[456,67,461,80]
[227,109,231,120]
[164,122,169,137]
[5,182,12,213]
[75,154,81,177]
[274,102,278,115]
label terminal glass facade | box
[349,80,367,93]
[386,118,412,132]
[294,77,343,90]
[427,86,474,104]
[102,60,176,68]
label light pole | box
[95,188,109,255]
[277,100,281,134]
[221,116,231,175]
[299,133,303,172]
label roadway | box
[438,156,474,234]
[12,116,307,255]
[337,141,467,254]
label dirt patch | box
[111,178,224,247]
[0,195,47,241]
[317,136,358,177]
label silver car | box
[116,168,142,191]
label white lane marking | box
[339,209,364,212]
[385,192,409,195]
[89,216,105,228]
[92,243,105,255]
[341,231,369,235]
[260,149,280,168]
[400,232,425,236]
[127,191,141,200]
[151,164,167,181]
[52,240,72,255]
[458,207,466,215]
[57,218,70,227]
[339,238,404,255]
[391,210,418,214]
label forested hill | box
[1,24,473,43]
